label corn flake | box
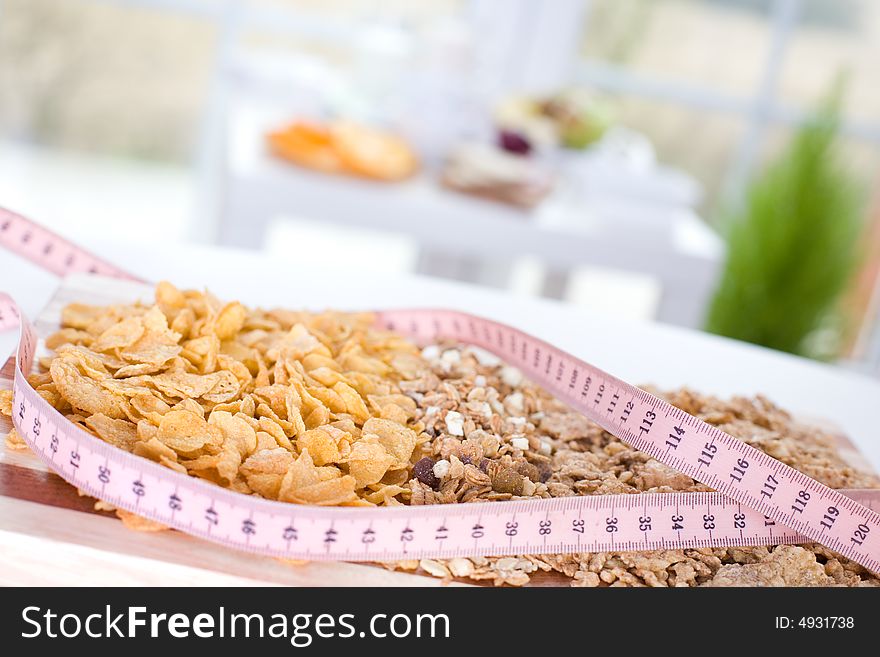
[156,410,217,454]
[362,417,417,468]
[348,437,396,487]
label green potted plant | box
[705,88,863,359]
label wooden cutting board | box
[1,278,876,587]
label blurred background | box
[0,0,878,373]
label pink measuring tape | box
[2,207,879,569]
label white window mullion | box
[722,0,801,208]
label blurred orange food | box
[267,120,418,182]
[267,122,343,174]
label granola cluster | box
[391,344,880,586]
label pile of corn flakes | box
[5,282,433,508]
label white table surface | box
[2,236,879,471]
